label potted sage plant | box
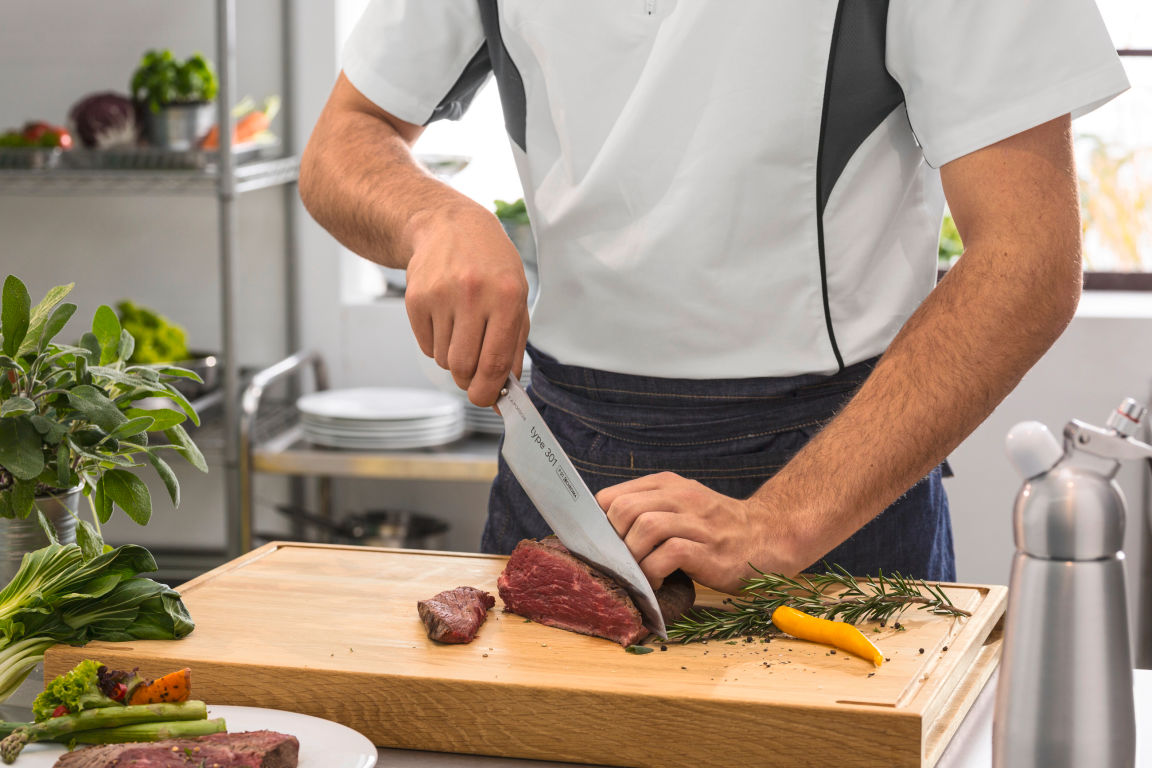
[0,275,207,581]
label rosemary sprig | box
[666,563,971,643]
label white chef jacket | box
[343,0,1129,379]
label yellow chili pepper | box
[771,605,884,667]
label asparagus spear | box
[70,717,227,744]
[0,701,208,762]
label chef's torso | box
[343,0,1127,378]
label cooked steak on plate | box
[418,586,496,643]
[52,730,299,768]
[497,536,695,646]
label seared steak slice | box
[53,730,299,768]
[497,536,695,646]
[418,586,496,643]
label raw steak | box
[53,730,299,768]
[497,536,695,646]
[418,586,496,643]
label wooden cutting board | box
[45,542,1005,768]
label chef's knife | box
[496,375,667,640]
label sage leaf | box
[146,452,180,507]
[1,275,31,358]
[154,366,203,383]
[66,385,128,433]
[9,479,34,519]
[157,385,200,427]
[164,424,208,472]
[0,417,45,480]
[29,415,66,443]
[75,519,103,561]
[35,302,77,354]
[92,478,112,524]
[91,305,121,366]
[56,442,70,489]
[0,396,34,417]
[117,329,135,364]
[112,416,155,438]
[16,281,74,357]
[99,468,151,525]
[125,407,185,431]
[78,333,100,364]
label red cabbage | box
[67,92,138,149]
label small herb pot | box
[0,485,80,583]
[143,102,213,150]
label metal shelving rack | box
[238,350,499,553]
[0,0,300,570]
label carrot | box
[201,95,280,150]
[126,668,191,705]
[771,605,884,667]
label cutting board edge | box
[43,646,929,768]
[176,541,508,593]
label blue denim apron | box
[482,345,956,581]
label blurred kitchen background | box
[1,2,1150,662]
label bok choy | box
[0,516,193,702]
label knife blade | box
[496,375,667,639]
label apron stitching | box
[581,417,827,447]
[536,378,864,400]
[532,388,828,437]
[573,455,785,472]
[578,467,779,480]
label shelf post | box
[216,0,245,558]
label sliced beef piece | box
[418,586,496,643]
[497,536,695,646]
[53,730,299,768]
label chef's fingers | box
[468,305,525,406]
[604,488,681,537]
[446,312,485,391]
[431,311,454,370]
[639,537,709,591]
[512,309,530,381]
[622,509,709,573]
[596,472,687,511]
[405,293,435,359]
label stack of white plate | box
[296,388,465,450]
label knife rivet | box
[500,388,508,396]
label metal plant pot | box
[143,102,213,150]
[0,486,80,583]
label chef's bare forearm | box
[299,72,485,269]
[753,115,1082,571]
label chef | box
[299,1,1129,593]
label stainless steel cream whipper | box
[995,398,1145,767]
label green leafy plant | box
[0,275,208,539]
[0,533,194,706]
[130,49,219,114]
[494,198,530,227]
[115,301,189,365]
[938,213,964,269]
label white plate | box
[300,415,463,436]
[297,388,462,421]
[17,704,376,768]
[303,424,466,450]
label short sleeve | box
[341,0,490,126]
[886,1,1130,168]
